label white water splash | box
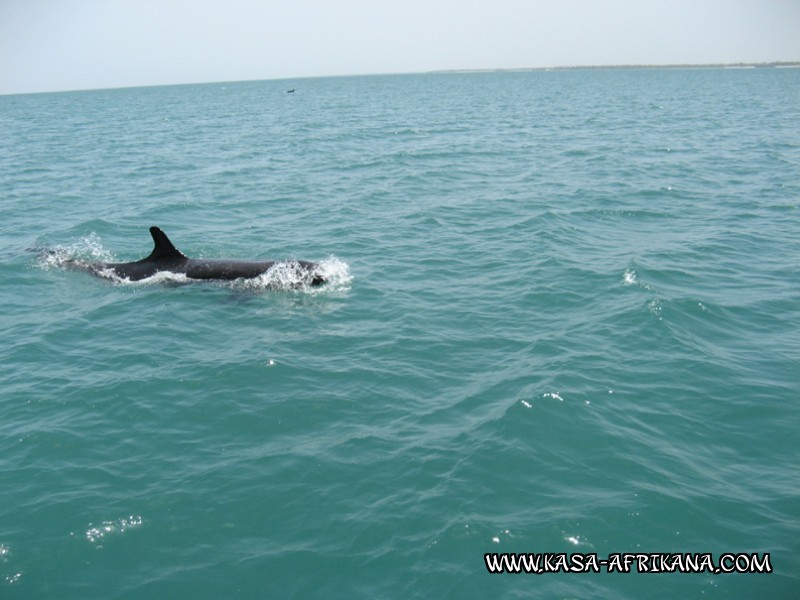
[648,298,663,319]
[36,233,115,271]
[623,269,637,285]
[127,271,193,285]
[83,515,143,546]
[228,255,352,294]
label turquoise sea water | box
[1,69,799,599]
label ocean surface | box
[1,68,799,599]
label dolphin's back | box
[183,259,277,280]
[88,227,326,285]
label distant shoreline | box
[431,61,800,74]
[4,61,799,96]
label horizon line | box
[3,60,799,97]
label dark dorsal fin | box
[147,226,187,260]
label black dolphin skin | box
[77,226,326,286]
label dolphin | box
[68,226,326,286]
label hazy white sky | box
[2,0,799,94]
